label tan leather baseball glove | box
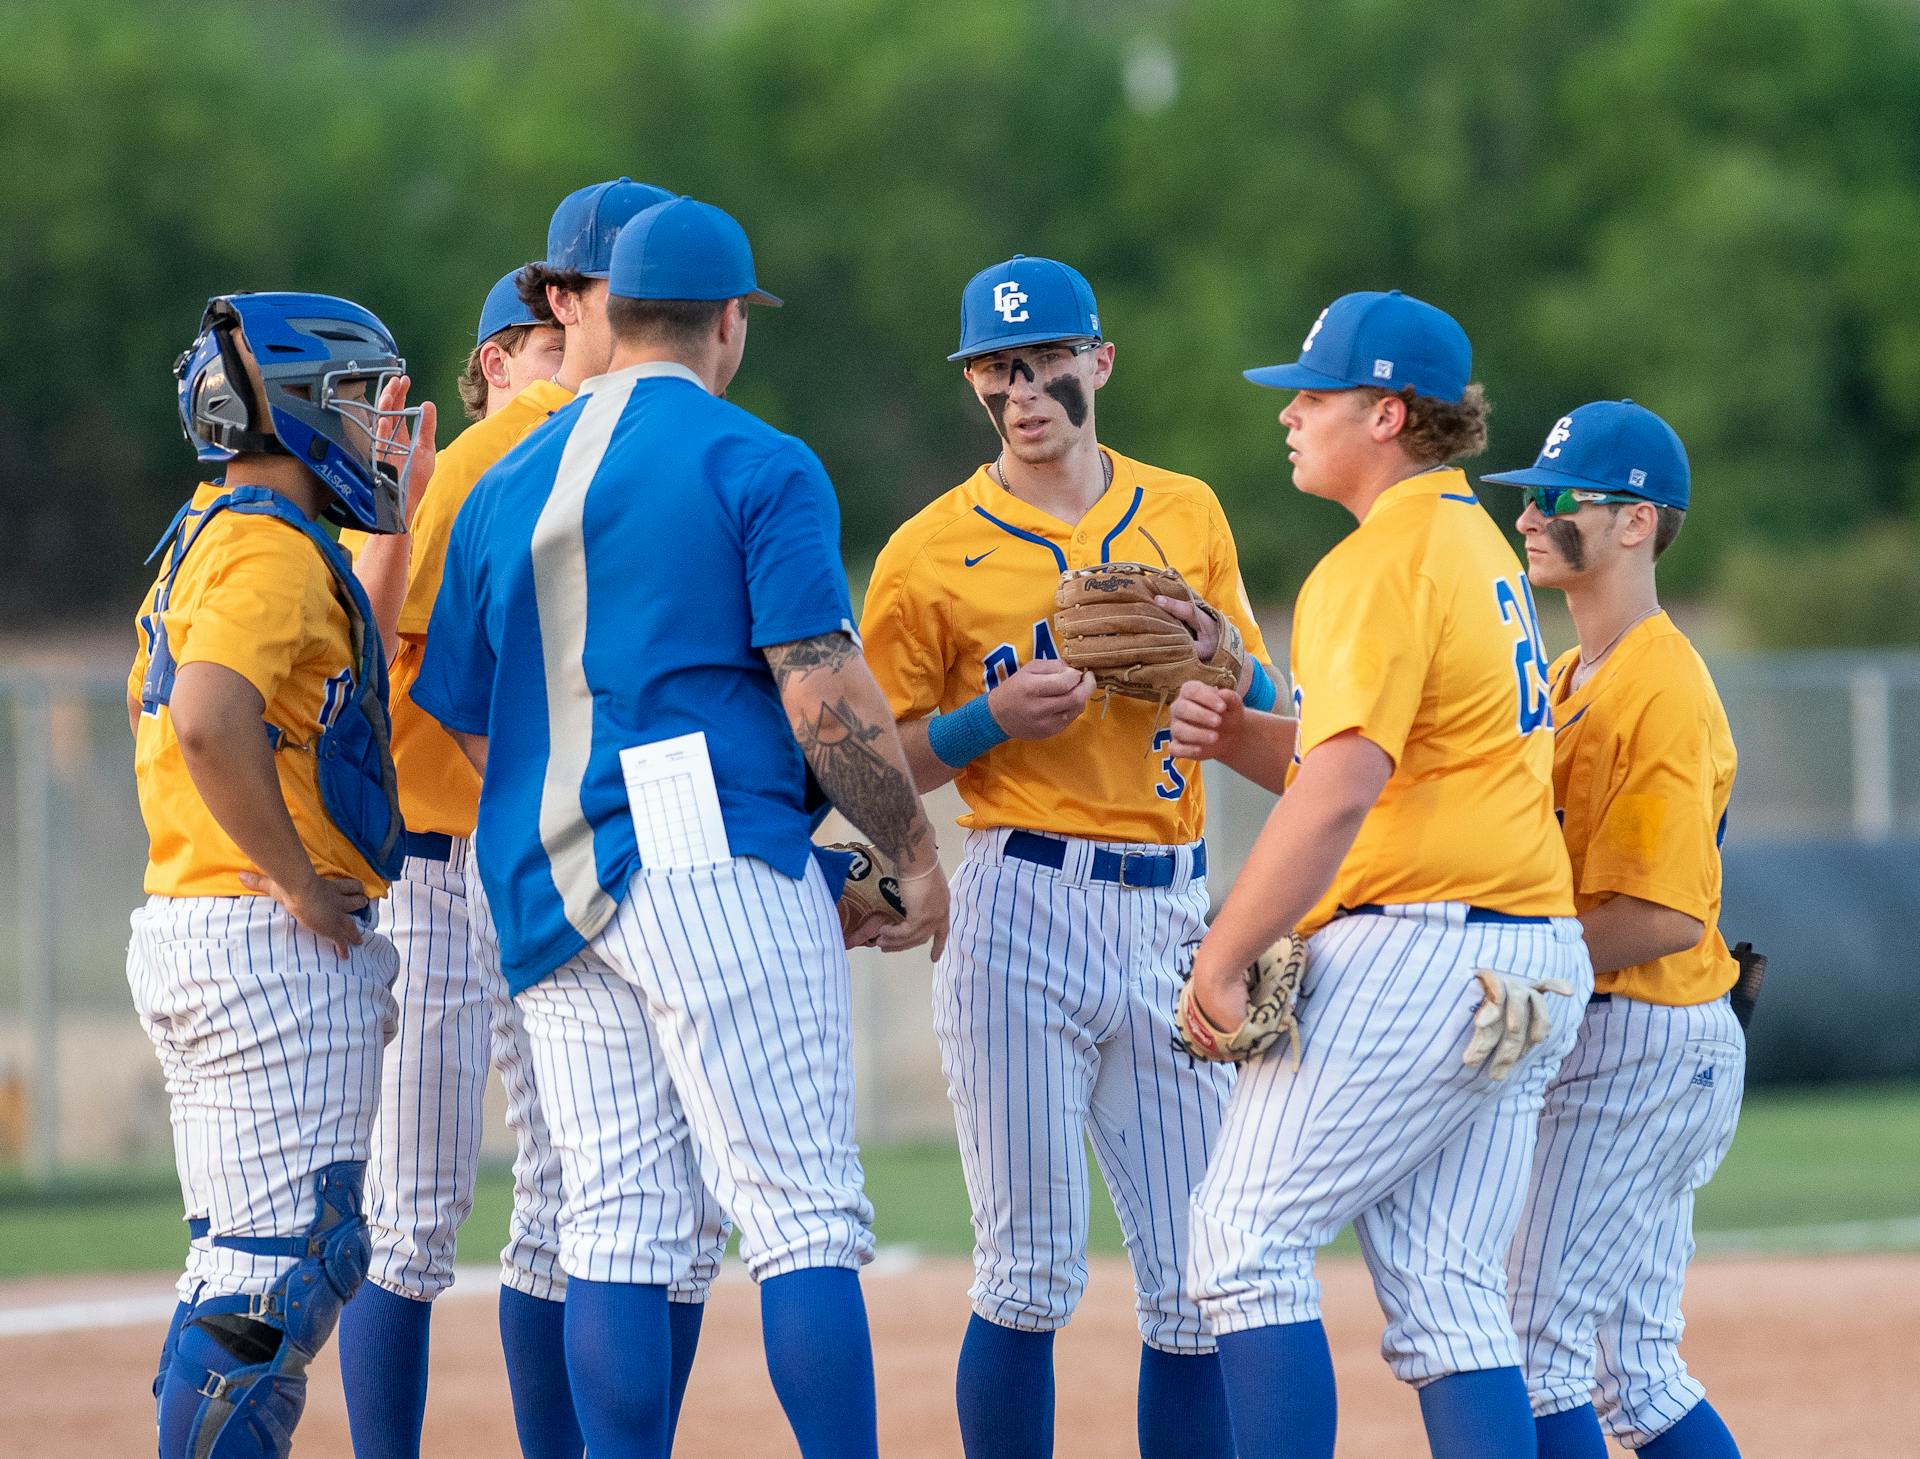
[1175,934,1308,1066]
[1052,563,1244,702]
[822,841,906,937]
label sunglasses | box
[1522,486,1648,518]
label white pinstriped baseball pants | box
[514,855,870,1287]
[1508,993,1745,1446]
[359,839,598,1304]
[127,894,398,1301]
[935,828,1231,1353]
[1189,904,1592,1383]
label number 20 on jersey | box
[1495,575,1552,734]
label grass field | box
[2,1084,1915,1280]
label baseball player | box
[1485,402,1746,1459]
[860,255,1280,1459]
[457,270,567,423]
[1169,290,1591,1459]
[337,183,740,1459]
[347,269,563,651]
[128,291,427,1459]
[413,196,948,1459]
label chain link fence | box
[2,652,1916,1180]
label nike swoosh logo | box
[963,550,997,567]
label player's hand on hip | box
[1168,682,1245,761]
[237,869,369,957]
[880,858,951,960]
[1461,969,1577,1080]
[987,658,1096,739]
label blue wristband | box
[927,692,1011,769]
[1245,661,1279,714]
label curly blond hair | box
[1359,382,1490,466]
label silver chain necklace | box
[1572,605,1661,690]
[992,448,1112,498]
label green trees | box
[5,0,1917,641]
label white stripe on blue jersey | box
[529,374,637,947]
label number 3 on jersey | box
[1494,575,1552,734]
[1151,729,1186,800]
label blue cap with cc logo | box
[1483,399,1690,510]
[950,255,1102,362]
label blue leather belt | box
[1002,830,1206,888]
[1588,991,1732,1007]
[401,830,453,863]
[1341,902,1554,926]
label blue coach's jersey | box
[414,361,857,992]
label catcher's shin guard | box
[153,1289,199,1420]
[159,1162,372,1459]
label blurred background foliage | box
[3,0,1918,643]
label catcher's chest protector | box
[140,485,404,880]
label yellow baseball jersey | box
[385,378,573,837]
[1290,468,1573,935]
[130,482,385,897]
[862,447,1270,844]
[1548,613,1738,1005]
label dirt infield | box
[4,1252,1911,1456]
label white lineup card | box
[618,731,733,870]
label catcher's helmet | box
[174,292,420,534]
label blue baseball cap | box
[950,255,1101,362]
[1245,289,1472,403]
[1483,399,1690,510]
[546,177,675,277]
[476,269,540,346]
[606,196,782,306]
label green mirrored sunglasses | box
[1523,485,1647,518]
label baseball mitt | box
[1175,935,1308,1066]
[822,841,906,937]
[1052,563,1244,703]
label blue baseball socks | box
[1217,1319,1339,1459]
[1417,1367,1537,1459]
[957,1314,1055,1457]
[499,1285,586,1459]
[1137,1342,1234,1457]
[339,1281,433,1458]
[761,1266,879,1458]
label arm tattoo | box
[764,631,859,688]
[793,695,924,862]
[767,632,927,863]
